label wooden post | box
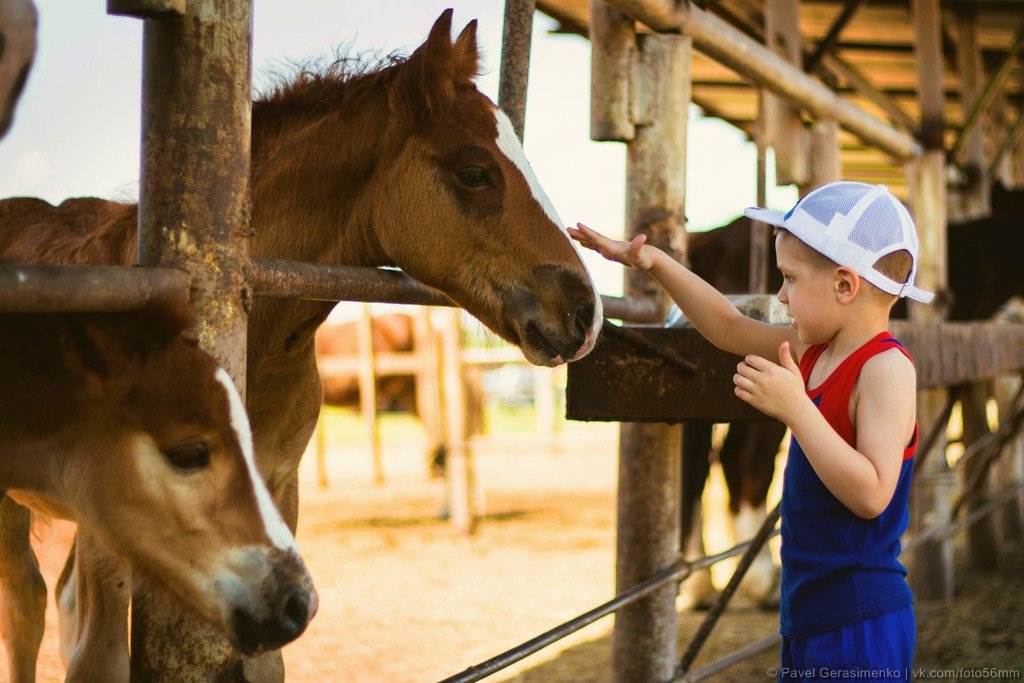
[764,0,808,187]
[441,309,478,535]
[750,88,770,294]
[960,382,1000,569]
[613,32,689,683]
[534,366,557,444]
[131,0,255,678]
[357,304,384,485]
[590,0,636,142]
[989,90,1013,188]
[801,118,842,195]
[414,309,445,474]
[951,8,991,221]
[995,301,1024,546]
[906,0,953,605]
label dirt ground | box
[9,408,1024,682]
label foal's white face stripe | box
[215,368,297,552]
[492,108,604,352]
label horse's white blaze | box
[493,108,604,356]
[215,368,297,552]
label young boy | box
[569,181,933,682]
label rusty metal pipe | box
[248,258,662,322]
[0,264,188,313]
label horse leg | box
[56,537,79,667]
[0,496,46,683]
[719,422,786,609]
[65,527,130,683]
[677,422,717,610]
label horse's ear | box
[399,10,478,118]
[452,20,480,85]
[131,294,196,350]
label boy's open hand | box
[568,222,654,271]
[733,342,809,422]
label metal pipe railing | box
[0,263,189,312]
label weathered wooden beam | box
[912,0,947,150]
[566,321,1024,423]
[804,0,866,74]
[951,22,1024,163]
[613,31,689,683]
[590,0,636,141]
[950,10,991,233]
[764,0,809,186]
[601,0,922,159]
[908,0,953,607]
[107,0,183,18]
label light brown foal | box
[0,297,317,682]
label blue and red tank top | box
[780,330,917,638]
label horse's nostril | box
[574,301,595,339]
[279,590,310,634]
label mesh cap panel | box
[743,181,934,304]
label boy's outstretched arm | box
[569,222,805,361]
[736,343,917,519]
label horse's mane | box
[253,50,409,125]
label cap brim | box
[743,207,788,228]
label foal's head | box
[254,10,603,366]
[54,301,317,654]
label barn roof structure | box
[536,0,1024,198]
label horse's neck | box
[244,102,400,370]
[248,103,396,267]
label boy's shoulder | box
[856,345,916,398]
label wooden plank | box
[566,322,1024,424]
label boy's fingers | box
[733,374,755,391]
[736,362,758,378]
[743,355,773,370]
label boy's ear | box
[835,266,860,302]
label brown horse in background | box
[0,11,602,680]
[680,193,1024,609]
[0,297,315,682]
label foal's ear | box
[400,10,479,118]
[131,294,195,350]
[452,20,480,85]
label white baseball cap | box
[744,181,934,304]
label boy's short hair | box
[747,182,934,304]
[776,227,912,303]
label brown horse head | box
[1,299,317,654]
[252,10,602,367]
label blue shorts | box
[779,605,915,682]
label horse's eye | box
[457,166,491,188]
[163,443,210,472]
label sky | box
[0,0,797,300]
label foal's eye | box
[457,166,491,188]
[163,443,210,472]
